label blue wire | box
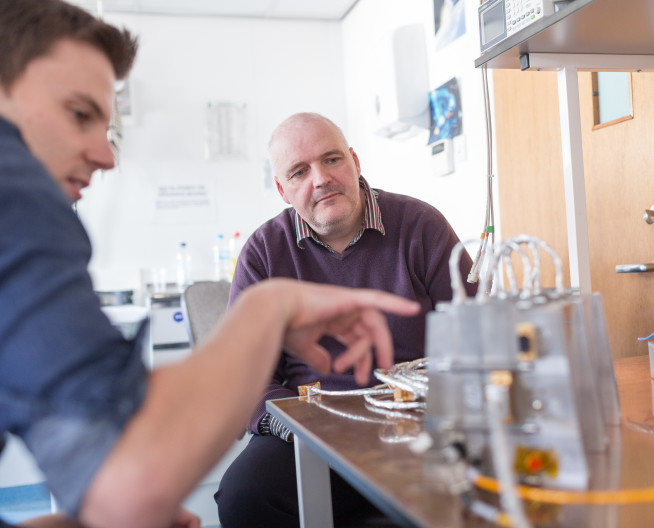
[637,332,654,341]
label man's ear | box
[350,147,361,175]
[275,178,291,204]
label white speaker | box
[374,23,430,139]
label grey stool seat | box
[181,280,232,346]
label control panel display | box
[479,0,554,52]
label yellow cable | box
[495,512,513,527]
[474,472,654,505]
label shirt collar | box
[0,117,22,142]
[294,175,385,250]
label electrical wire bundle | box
[467,64,496,293]
[301,359,427,437]
[305,358,427,416]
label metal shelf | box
[475,0,654,69]
[473,0,654,293]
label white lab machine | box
[146,292,191,368]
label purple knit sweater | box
[230,188,477,433]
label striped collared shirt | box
[294,175,386,251]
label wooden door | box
[493,69,654,359]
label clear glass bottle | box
[175,241,192,289]
[212,234,231,281]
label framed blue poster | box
[428,77,462,145]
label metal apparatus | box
[300,235,630,526]
[424,235,620,492]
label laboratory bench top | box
[268,355,654,528]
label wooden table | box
[267,355,654,528]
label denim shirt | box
[0,118,147,517]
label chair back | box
[182,280,231,346]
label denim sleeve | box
[0,142,149,517]
[0,325,148,517]
[2,309,149,516]
[22,402,139,515]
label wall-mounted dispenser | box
[374,23,430,140]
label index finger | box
[291,285,421,330]
[351,289,421,318]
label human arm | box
[79,279,420,528]
[18,514,81,528]
[19,508,199,528]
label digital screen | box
[481,2,505,44]
[432,142,446,155]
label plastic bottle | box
[228,231,242,281]
[175,241,192,289]
[212,234,231,281]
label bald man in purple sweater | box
[215,113,477,527]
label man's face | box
[0,38,115,202]
[272,118,363,240]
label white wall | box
[79,2,498,294]
[341,0,498,246]
[77,13,347,291]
